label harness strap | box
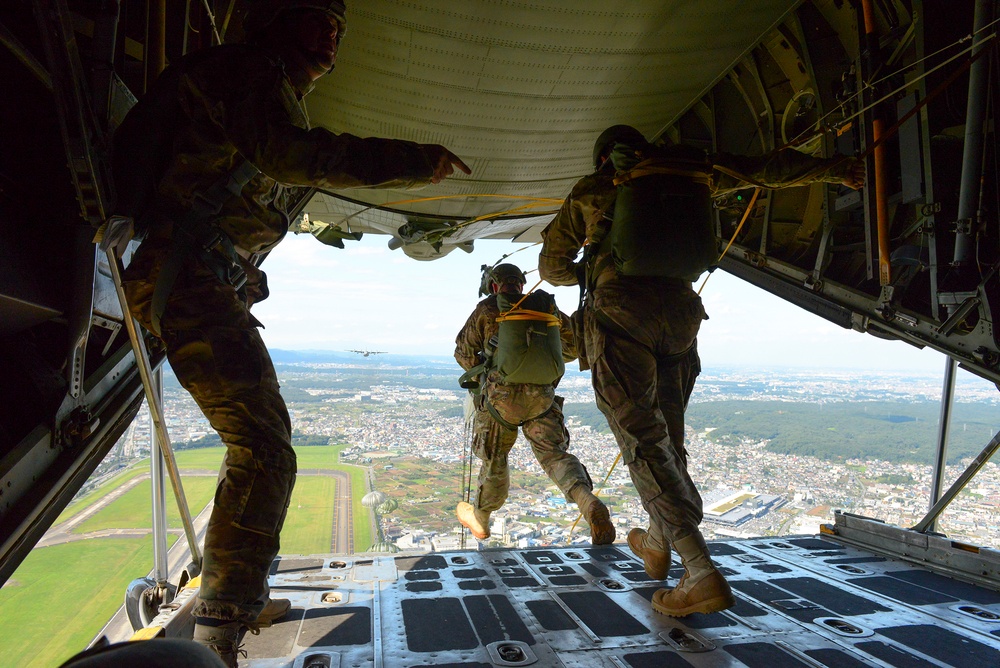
[614,158,713,187]
[459,363,488,391]
[484,396,555,431]
[149,159,260,336]
[495,309,561,325]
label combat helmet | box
[242,0,347,42]
[592,124,647,170]
[480,263,526,296]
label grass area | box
[2,444,373,666]
[54,465,146,525]
[174,447,227,471]
[73,477,217,534]
[168,444,373,551]
[174,444,353,471]
[0,536,176,668]
[57,444,371,551]
[280,476,335,554]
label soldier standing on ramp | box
[539,125,864,617]
[115,1,469,664]
[454,263,615,546]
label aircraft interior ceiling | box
[1,2,1000,659]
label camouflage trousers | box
[585,277,706,545]
[123,238,295,624]
[472,374,593,512]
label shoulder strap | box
[613,157,714,187]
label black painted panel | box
[401,598,478,652]
[707,543,746,556]
[849,575,958,605]
[584,546,629,561]
[856,641,940,667]
[522,551,563,565]
[753,564,792,573]
[824,556,888,565]
[273,558,324,575]
[299,606,371,647]
[786,538,841,550]
[878,624,1000,666]
[454,568,488,579]
[804,648,882,668]
[502,577,539,588]
[396,555,447,571]
[241,607,304,658]
[623,650,696,667]
[405,582,443,593]
[525,599,577,631]
[888,570,1000,605]
[558,591,649,636]
[404,570,439,581]
[463,594,536,646]
[772,577,892,615]
[723,642,811,667]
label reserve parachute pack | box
[608,141,719,281]
[491,290,565,386]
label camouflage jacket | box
[454,294,577,373]
[148,44,436,253]
[539,148,854,288]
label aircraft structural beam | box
[913,428,1000,534]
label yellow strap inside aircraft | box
[698,187,762,295]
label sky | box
[252,230,957,377]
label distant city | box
[98,350,1000,553]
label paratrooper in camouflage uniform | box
[454,264,615,545]
[539,125,864,617]
[118,1,469,663]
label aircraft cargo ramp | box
[146,514,1000,668]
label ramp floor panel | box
[244,536,1000,667]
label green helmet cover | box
[592,124,647,170]
[242,0,347,42]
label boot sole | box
[456,503,490,540]
[457,517,489,540]
[588,507,616,545]
[651,593,736,617]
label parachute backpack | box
[598,127,719,281]
[459,265,565,392]
[492,290,565,386]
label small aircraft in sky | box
[349,349,387,358]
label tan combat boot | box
[255,597,291,627]
[650,533,734,617]
[627,528,671,579]
[456,501,491,539]
[570,486,616,545]
[193,621,256,668]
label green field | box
[0,536,177,668]
[54,466,146,526]
[73,477,218,534]
[280,476,335,554]
[0,442,373,664]
[173,444,354,472]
